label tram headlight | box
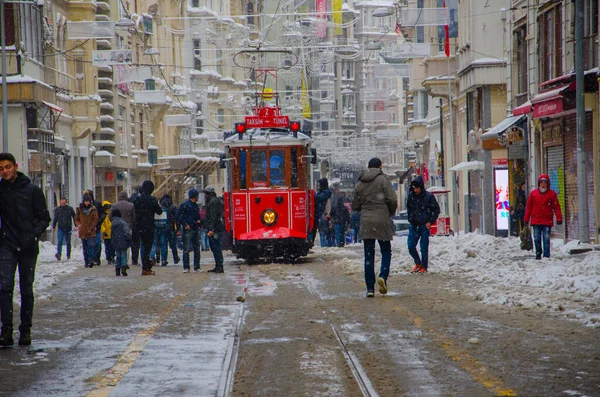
[261,209,278,226]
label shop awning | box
[512,101,532,116]
[448,161,485,172]
[481,115,525,141]
[531,82,575,119]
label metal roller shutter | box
[545,144,565,238]
[563,113,595,241]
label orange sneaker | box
[418,267,428,273]
[411,264,422,273]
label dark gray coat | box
[111,216,132,250]
[351,168,397,241]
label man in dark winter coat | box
[204,186,225,273]
[176,188,202,272]
[111,191,136,266]
[0,153,51,347]
[330,198,350,247]
[351,158,397,297]
[132,180,162,275]
[312,178,332,244]
[52,197,76,260]
[406,175,440,274]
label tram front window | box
[251,150,267,187]
[270,150,285,187]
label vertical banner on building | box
[333,0,342,35]
[494,168,510,231]
[316,0,326,38]
[302,70,311,119]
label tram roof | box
[224,128,312,147]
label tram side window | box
[239,149,247,189]
[290,148,298,188]
[251,150,267,186]
[270,150,286,187]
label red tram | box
[222,105,317,262]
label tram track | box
[301,270,381,397]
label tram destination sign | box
[245,115,290,128]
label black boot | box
[208,267,224,273]
[121,267,128,276]
[18,329,31,346]
[0,326,14,347]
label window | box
[119,106,127,155]
[3,4,16,46]
[145,79,155,90]
[247,2,254,25]
[290,148,298,188]
[416,0,424,43]
[539,6,562,82]
[19,4,43,62]
[143,17,153,34]
[251,150,267,184]
[74,55,85,93]
[217,108,224,124]
[216,49,223,75]
[514,24,528,98]
[269,150,285,187]
[193,39,201,70]
[139,112,144,149]
[583,0,598,69]
[239,149,247,189]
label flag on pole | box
[444,1,450,57]
[395,22,402,36]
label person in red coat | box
[523,174,563,259]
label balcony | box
[99,127,115,135]
[100,102,114,110]
[92,139,116,147]
[96,39,112,49]
[98,89,114,98]
[100,115,115,123]
[95,1,110,11]
[95,14,111,22]
[98,77,113,87]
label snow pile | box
[317,234,600,327]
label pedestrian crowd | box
[0,151,227,347]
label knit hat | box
[188,188,199,199]
[204,185,216,195]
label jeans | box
[532,225,552,258]
[154,228,179,263]
[209,233,224,269]
[104,238,115,263]
[201,229,209,250]
[334,224,345,247]
[0,245,38,332]
[95,230,102,263]
[353,227,360,243]
[407,225,430,269]
[182,229,200,270]
[81,237,97,266]
[56,228,72,258]
[363,239,392,290]
[319,231,329,247]
[115,249,128,269]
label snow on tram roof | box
[224,128,312,145]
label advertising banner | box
[92,50,133,66]
[333,0,342,35]
[115,66,153,83]
[494,168,509,231]
[316,0,326,38]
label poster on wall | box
[495,168,510,230]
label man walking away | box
[330,198,350,247]
[0,152,51,346]
[156,194,180,266]
[75,195,99,268]
[204,186,225,273]
[351,158,398,297]
[52,197,76,260]
[110,209,132,276]
[406,176,440,274]
[523,174,563,260]
[132,180,162,275]
[313,178,332,244]
[112,191,136,265]
[176,189,202,273]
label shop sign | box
[492,158,508,166]
[533,97,563,118]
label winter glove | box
[557,220,563,225]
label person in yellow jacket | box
[100,201,115,264]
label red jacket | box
[523,174,563,226]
